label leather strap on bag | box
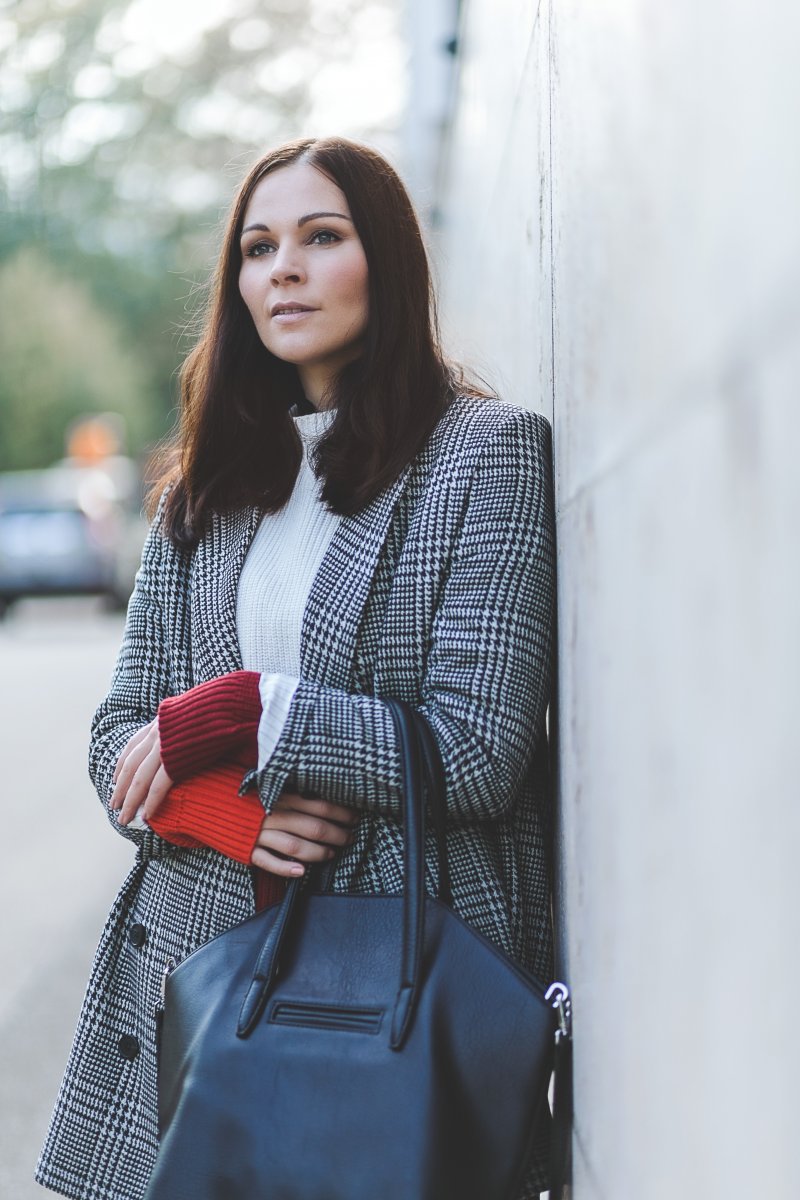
[412,708,453,907]
[548,593,573,1199]
[237,868,306,1037]
[386,699,426,1049]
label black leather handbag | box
[145,699,570,1200]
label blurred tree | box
[0,247,158,470]
[0,0,404,465]
[1,0,399,261]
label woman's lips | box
[270,303,316,321]
[272,309,315,323]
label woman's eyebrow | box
[298,211,352,226]
[241,212,352,237]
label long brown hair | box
[152,137,465,546]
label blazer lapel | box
[190,505,261,684]
[189,409,446,690]
[301,463,414,689]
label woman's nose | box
[270,245,305,285]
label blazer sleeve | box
[89,489,187,851]
[248,410,556,825]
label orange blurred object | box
[65,415,124,463]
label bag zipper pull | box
[545,981,572,1043]
[160,957,177,1008]
[546,982,573,1197]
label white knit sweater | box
[236,407,341,767]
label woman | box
[36,137,556,1200]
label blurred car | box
[0,461,147,617]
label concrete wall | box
[434,2,800,1195]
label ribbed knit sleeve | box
[148,762,285,910]
[147,761,264,862]
[157,670,261,781]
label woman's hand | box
[251,793,359,878]
[112,720,174,826]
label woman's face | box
[238,160,369,407]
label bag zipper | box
[159,957,177,1009]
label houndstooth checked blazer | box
[37,394,556,1200]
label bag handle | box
[237,699,444,1043]
[314,706,451,906]
[414,709,452,907]
[385,699,426,1047]
[237,869,307,1037]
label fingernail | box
[289,864,305,875]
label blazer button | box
[118,1034,140,1061]
[128,923,147,948]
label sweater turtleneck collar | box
[293,406,336,441]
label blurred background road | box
[0,599,133,1199]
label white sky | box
[1,0,407,195]
[92,0,406,144]
[117,0,237,61]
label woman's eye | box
[309,229,340,246]
[244,242,275,257]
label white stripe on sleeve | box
[257,672,300,769]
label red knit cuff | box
[158,671,261,782]
[254,871,286,911]
[148,761,265,864]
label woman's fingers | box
[259,810,355,851]
[250,847,309,878]
[116,741,161,824]
[141,765,174,823]
[251,827,345,876]
[113,721,153,785]
[112,729,157,810]
[272,793,360,828]
[255,828,340,863]
[114,725,173,826]
[250,796,359,877]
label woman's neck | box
[297,365,332,411]
[297,346,362,410]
